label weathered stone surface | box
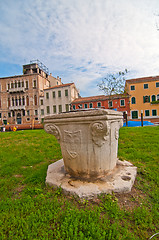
[44,109,123,179]
[44,109,137,198]
[46,159,137,199]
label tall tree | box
[97,69,128,96]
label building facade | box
[125,76,159,122]
[71,94,130,115]
[41,83,79,118]
[0,60,61,126]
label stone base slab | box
[46,159,137,199]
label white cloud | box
[0,0,159,96]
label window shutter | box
[143,96,145,103]
[148,96,150,102]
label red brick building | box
[71,94,130,116]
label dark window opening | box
[152,109,157,116]
[19,97,21,106]
[26,81,28,89]
[34,95,37,105]
[145,110,150,116]
[131,97,136,104]
[58,91,61,97]
[132,111,138,119]
[33,68,37,73]
[65,89,68,97]
[53,91,55,98]
[26,96,29,106]
[89,103,93,108]
[131,85,135,90]
[22,97,25,105]
[144,84,148,89]
[151,95,156,102]
[109,101,113,108]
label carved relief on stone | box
[91,121,110,147]
[44,123,61,141]
[115,128,119,140]
[64,130,81,159]
[114,120,123,140]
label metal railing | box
[30,59,49,75]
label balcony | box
[9,105,25,111]
[9,87,25,93]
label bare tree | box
[97,69,128,96]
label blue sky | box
[0,0,159,97]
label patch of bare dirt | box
[12,185,26,199]
[115,181,147,211]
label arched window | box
[33,80,37,88]
[26,81,28,89]
[22,96,25,105]
[34,95,37,105]
[15,97,18,106]
[97,102,101,108]
[19,97,21,106]
[15,81,17,88]
[12,97,14,106]
[131,97,136,104]
[151,95,156,102]
[26,96,29,106]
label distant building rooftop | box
[72,93,129,104]
[44,83,74,90]
[126,75,159,84]
[23,59,49,75]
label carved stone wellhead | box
[44,109,123,179]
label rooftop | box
[44,83,74,90]
[126,75,159,84]
[23,60,49,75]
[72,93,129,103]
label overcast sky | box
[0,0,159,96]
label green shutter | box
[143,96,145,103]
[148,96,150,102]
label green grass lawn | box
[0,127,158,240]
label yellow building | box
[125,76,159,123]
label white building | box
[40,83,79,118]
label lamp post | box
[141,110,143,127]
